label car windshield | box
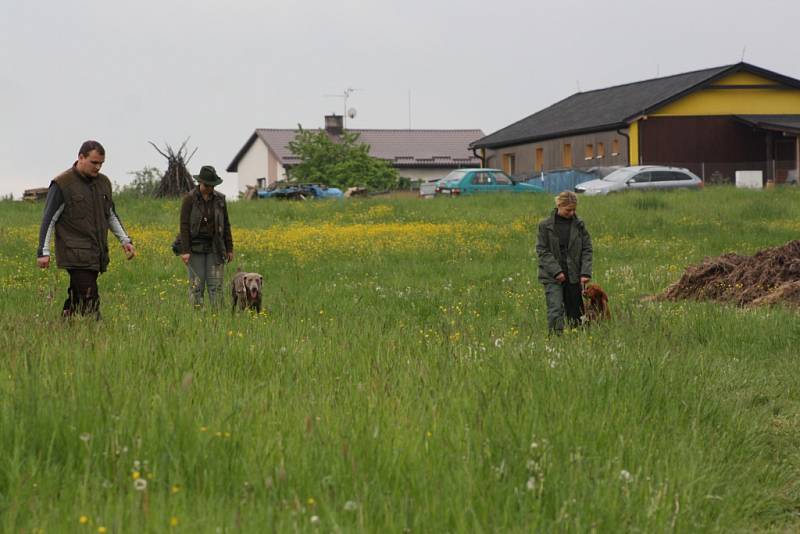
[441,170,468,182]
[602,168,640,183]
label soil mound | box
[660,240,800,309]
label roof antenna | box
[408,89,412,129]
[740,46,747,62]
[576,80,581,92]
[323,87,361,128]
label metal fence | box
[517,161,799,188]
[516,169,600,194]
[644,160,798,185]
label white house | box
[226,115,484,192]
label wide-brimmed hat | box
[195,165,223,186]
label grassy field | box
[1,187,799,532]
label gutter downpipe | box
[616,127,631,166]
[471,147,486,168]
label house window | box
[562,144,572,168]
[584,144,594,160]
[503,153,516,175]
[535,148,544,172]
[611,139,620,156]
[256,177,266,189]
[596,142,605,159]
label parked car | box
[574,166,703,196]
[258,182,343,200]
[435,169,544,195]
[419,177,441,198]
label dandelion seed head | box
[310,515,320,525]
[344,500,358,511]
[79,433,92,442]
[619,469,633,483]
[134,478,147,491]
[526,477,536,491]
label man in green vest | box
[36,140,136,318]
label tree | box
[286,127,399,190]
[115,166,163,198]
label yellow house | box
[471,62,800,184]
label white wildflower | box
[79,433,92,442]
[134,478,147,491]
[619,470,633,483]
[344,500,358,512]
[310,515,320,525]
[526,477,537,491]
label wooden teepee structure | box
[150,139,198,198]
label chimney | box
[325,114,344,135]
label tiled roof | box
[471,62,800,149]
[227,128,484,171]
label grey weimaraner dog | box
[231,270,263,313]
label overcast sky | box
[2,0,798,199]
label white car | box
[574,166,703,196]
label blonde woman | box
[535,191,593,334]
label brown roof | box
[227,128,484,172]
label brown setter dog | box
[582,283,611,322]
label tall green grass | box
[1,187,799,532]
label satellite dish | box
[347,107,357,119]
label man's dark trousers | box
[63,269,100,317]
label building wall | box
[652,72,800,116]
[483,130,629,177]
[639,116,766,164]
[236,138,270,192]
[397,168,455,182]
[639,115,800,183]
[623,72,800,167]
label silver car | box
[574,166,703,196]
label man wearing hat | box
[178,165,234,307]
[535,191,593,334]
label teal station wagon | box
[435,169,544,195]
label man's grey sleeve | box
[37,183,65,257]
[108,203,132,245]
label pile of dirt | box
[659,240,800,309]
